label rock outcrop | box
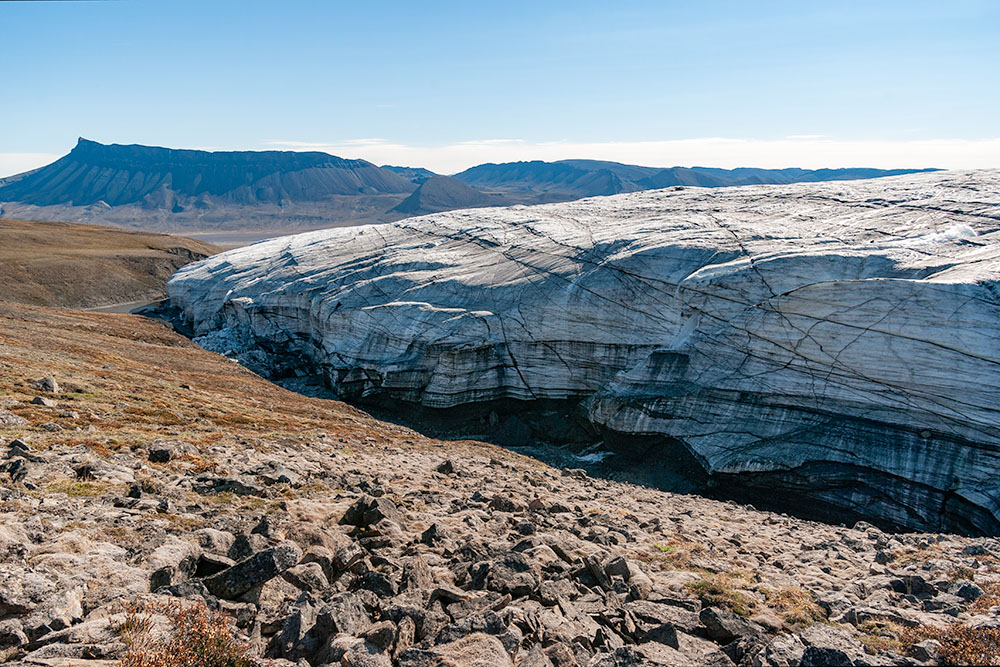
[168,170,1000,534]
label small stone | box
[31,377,59,393]
[699,607,764,644]
[341,495,402,527]
[363,621,397,652]
[283,562,329,592]
[912,639,942,663]
[421,523,451,545]
[148,445,174,463]
[30,396,57,407]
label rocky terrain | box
[0,218,218,309]
[3,302,1000,666]
[0,139,932,234]
[168,169,1000,536]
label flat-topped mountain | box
[0,138,414,209]
[169,169,1000,535]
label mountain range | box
[0,138,937,233]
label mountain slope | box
[381,164,439,185]
[453,160,645,201]
[388,175,507,216]
[0,217,219,308]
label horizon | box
[2,0,998,177]
[0,135,983,180]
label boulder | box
[399,633,513,667]
[204,541,301,599]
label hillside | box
[2,301,1000,666]
[453,161,643,202]
[387,175,508,217]
[0,218,219,308]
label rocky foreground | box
[168,169,1000,536]
[2,304,1000,666]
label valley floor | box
[2,303,1000,665]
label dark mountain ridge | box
[454,160,939,201]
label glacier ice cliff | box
[168,170,1000,534]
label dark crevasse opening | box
[307,388,1000,537]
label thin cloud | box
[0,153,61,180]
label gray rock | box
[204,541,301,599]
[195,552,235,578]
[0,619,27,649]
[147,445,174,463]
[750,634,806,666]
[282,562,328,592]
[699,607,764,644]
[31,377,59,393]
[950,579,985,601]
[362,620,397,652]
[0,411,28,427]
[341,495,402,527]
[316,593,371,636]
[435,610,522,657]
[193,528,236,554]
[399,633,513,667]
[912,639,942,663]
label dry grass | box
[46,480,114,497]
[684,575,757,617]
[760,586,826,627]
[0,302,509,482]
[0,218,220,309]
[857,619,1000,666]
[904,624,1000,665]
[972,581,1000,611]
[114,599,254,667]
[644,538,701,570]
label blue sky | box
[1,0,997,175]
